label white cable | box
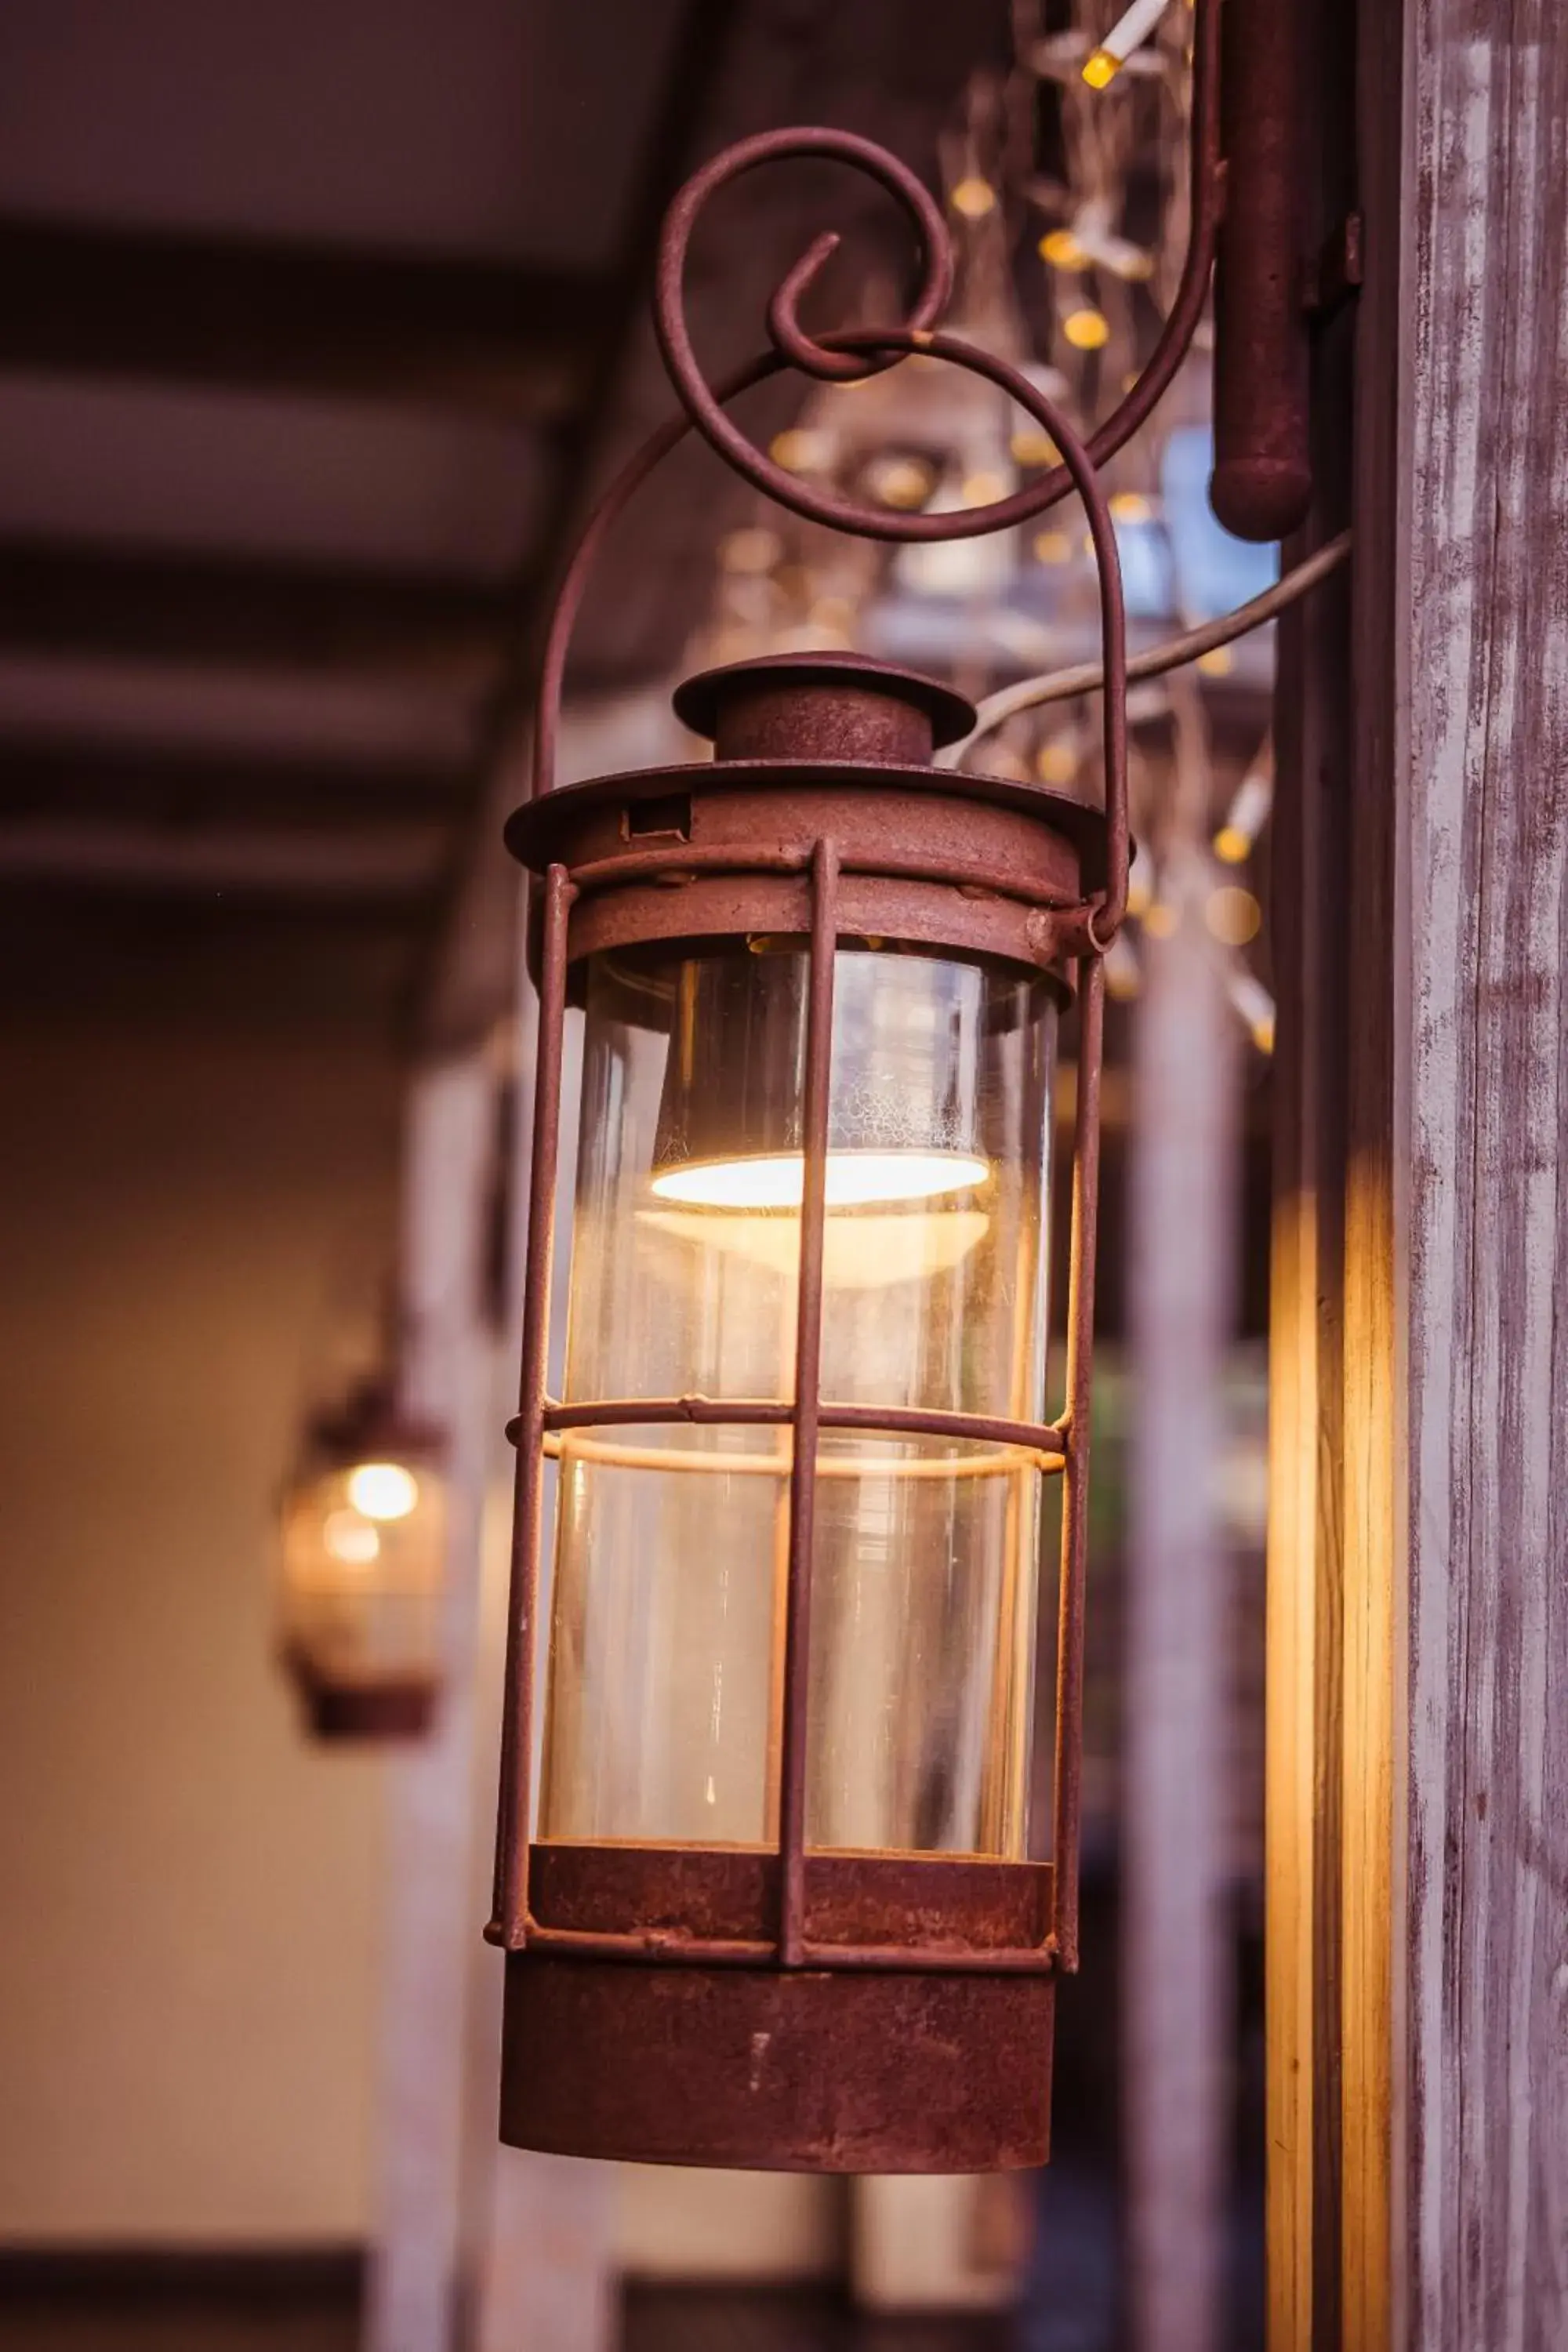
[941,531,1352,767]
[1083,0,1174,86]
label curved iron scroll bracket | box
[528,0,1223,956]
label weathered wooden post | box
[1269,2,1568,2342]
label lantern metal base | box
[297,1678,438,1740]
[499,1951,1054,2172]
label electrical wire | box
[943,528,1352,766]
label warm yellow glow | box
[769,428,831,474]
[1214,824,1250,865]
[1143,902,1179,939]
[1110,491,1155,523]
[323,1509,381,1566]
[1033,528,1073,564]
[347,1461,419,1521]
[960,469,1007,507]
[1206,884,1262,946]
[1082,45,1120,88]
[950,176,997,220]
[1036,741,1076,786]
[1105,938,1142,1000]
[807,595,857,635]
[1063,308,1111,351]
[1197,644,1235,677]
[720,526,782,575]
[1010,426,1059,466]
[641,1207,992,1290]
[1039,228,1087,270]
[867,454,934,510]
[650,1149,989,1211]
[1127,869,1152,917]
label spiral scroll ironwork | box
[529,9,1226,945]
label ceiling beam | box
[0,216,604,422]
[0,815,446,898]
[0,739,463,826]
[0,538,515,681]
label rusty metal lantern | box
[487,126,1138,2172]
[279,1384,448,1740]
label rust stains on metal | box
[500,1955,1056,2172]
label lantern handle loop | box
[530,329,1128,945]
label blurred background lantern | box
[279,1383,448,1740]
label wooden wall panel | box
[1273,3,1568,2344]
[1398,7,1568,2343]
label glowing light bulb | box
[950,177,997,220]
[769,428,833,474]
[1197,644,1235,677]
[1039,228,1088,270]
[1082,47,1120,88]
[1205,885,1262,947]
[1110,491,1156,523]
[347,1461,419,1521]
[649,1149,989,1211]
[1214,824,1250,866]
[1033,528,1073,565]
[1011,427,1059,467]
[867,454,934,510]
[1063,308,1111,352]
[323,1510,381,1566]
[641,1207,992,1290]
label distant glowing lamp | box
[279,1387,448,1740]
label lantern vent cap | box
[306,1378,446,1468]
[673,652,976,767]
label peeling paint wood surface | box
[1399,3,1568,2344]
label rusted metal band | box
[524,1841,1054,1965]
[560,835,1085,914]
[528,1392,1070,1468]
[517,1925,1055,1976]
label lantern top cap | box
[673,652,975,767]
[307,1379,445,1468]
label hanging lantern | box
[279,1384,448,1740]
[487,127,1132,2172]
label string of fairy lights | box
[689,0,1279,1053]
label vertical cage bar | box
[776,838,839,1965]
[488,864,573,1947]
[1051,953,1106,1969]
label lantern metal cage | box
[486,123,1143,2173]
[279,1384,449,1741]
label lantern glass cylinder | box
[540,938,1057,1858]
[281,1445,448,1702]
